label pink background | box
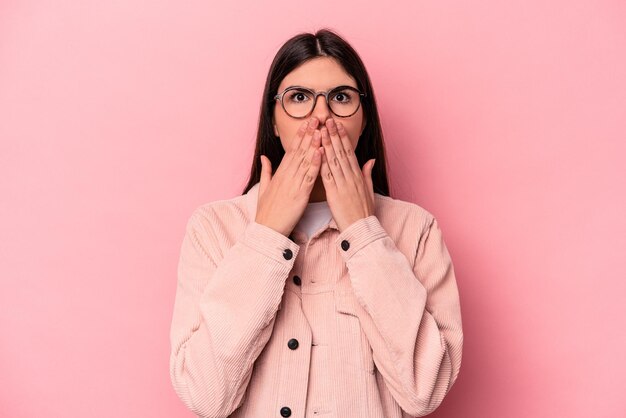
[1,1,625,417]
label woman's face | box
[272,57,366,155]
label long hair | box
[241,28,391,197]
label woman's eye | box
[332,91,353,103]
[287,91,310,103]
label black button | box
[280,406,292,417]
[287,338,299,350]
[341,240,350,251]
[292,275,301,286]
[283,248,293,260]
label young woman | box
[170,29,463,417]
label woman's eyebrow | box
[284,84,357,91]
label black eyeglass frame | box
[273,85,367,119]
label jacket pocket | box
[334,291,375,374]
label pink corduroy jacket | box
[169,181,463,418]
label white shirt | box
[293,200,333,240]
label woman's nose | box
[311,95,331,125]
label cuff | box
[335,215,388,261]
[241,221,300,264]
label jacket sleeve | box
[335,214,463,417]
[169,208,300,418]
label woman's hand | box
[319,118,376,233]
[256,117,323,237]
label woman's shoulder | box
[185,192,252,239]
[371,192,440,257]
[374,192,435,228]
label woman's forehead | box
[278,58,357,91]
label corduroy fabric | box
[169,181,463,417]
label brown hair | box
[241,28,391,197]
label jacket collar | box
[245,181,339,231]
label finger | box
[301,139,324,194]
[287,117,319,178]
[319,144,336,190]
[259,155,272,196]
[288,119,310,153]
[362,158,375,203]
[320,125,346,186]
[298,130,323,191]
[325,118,354,181]
[278,119,309,174]
[335,121,362,176]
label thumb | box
[362,158,375,177]
[259,155,272,196]
[363,158,375,191]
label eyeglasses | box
[274,85,366,119]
